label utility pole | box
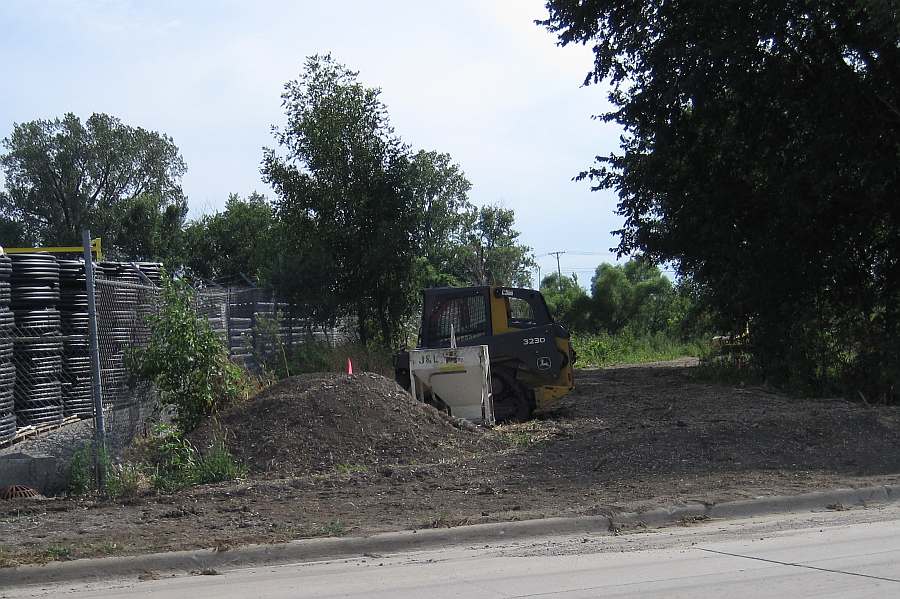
[548,251,566,292]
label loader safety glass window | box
[507,297,537,329]
[427,295,488,345]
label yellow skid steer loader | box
[395,286,576,422]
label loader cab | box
[490,287,553,333]
[419,286,553,348]
[397,284,575,422]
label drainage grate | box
[0,484,42,500]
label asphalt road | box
[6,505,900,598]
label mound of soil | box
[193,372,497,476]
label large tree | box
[262,54,419,345]
[543,2,900,397]
[590,260,673,335]
[0,112,187,260]
[408,150,474,288]
[539,272,590,328]
[183,192,275,284]
[460,205,536,287]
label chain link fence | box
[198,287,355,373]
[0,255,162,450]
[94,274,161,450]
[0,254,354,453]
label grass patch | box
[44,545,71,561]
[67,445,95,496]
[105,462,145,499]
[693,343,767,388]
[695,357,763,386]
[144,426,246,492]
[69,424,245,497]
[573,331,706,367]
[321,520,347,536]
[503,431,533,448]
[334,463,369,475]
[262,339,394,379]
[92,541,120,555]
[193,440,247,485]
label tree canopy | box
[540,259,684,336]
[0,61,538,351]
[262,54,423,345]
[543,1,900,398]
[183,192,275,284]
[539,272,590,328]
[0,112,187,260]
[260,55,536,345]
[590,260,673,335]
[409,150,473,288]
[461,205,536,287]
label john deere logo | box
[537,356,551,370]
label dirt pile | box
[193,372,497,476]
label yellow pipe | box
[4,238,103,260]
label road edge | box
[2,483,896,588]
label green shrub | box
[334,463,368,475]
[321,520,347,536]
[68,445,145,499]
[281,337,333,375]
[67,425,244,497]
[129,276,249,432]
[67,445,113,497]
[44,546,71,561]
[104,463,144,499]
[135,424,244,492]
[250,312,293,376]
[68,445,94,496]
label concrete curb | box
[2,484,897,588]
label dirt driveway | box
[3,359,900,566]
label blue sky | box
[0,0,626,284]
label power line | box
[535,250,618,258]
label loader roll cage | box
[418,286,554,349]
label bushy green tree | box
[183,192,275,284]
[539,272,590,327]
[261,54,419,345]
[408,150,474,288]
[591,261,673,334]
[459,205,535,287]
[543,1,900,398]
[0,112,187,260]
[104,194,187,263]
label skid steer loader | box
[395,286,576,422]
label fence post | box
[82,229,106,490]
[225,288,232,357]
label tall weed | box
[573,330,706,367]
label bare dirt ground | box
[3,359,900,567]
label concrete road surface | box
[6,504,900,598]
